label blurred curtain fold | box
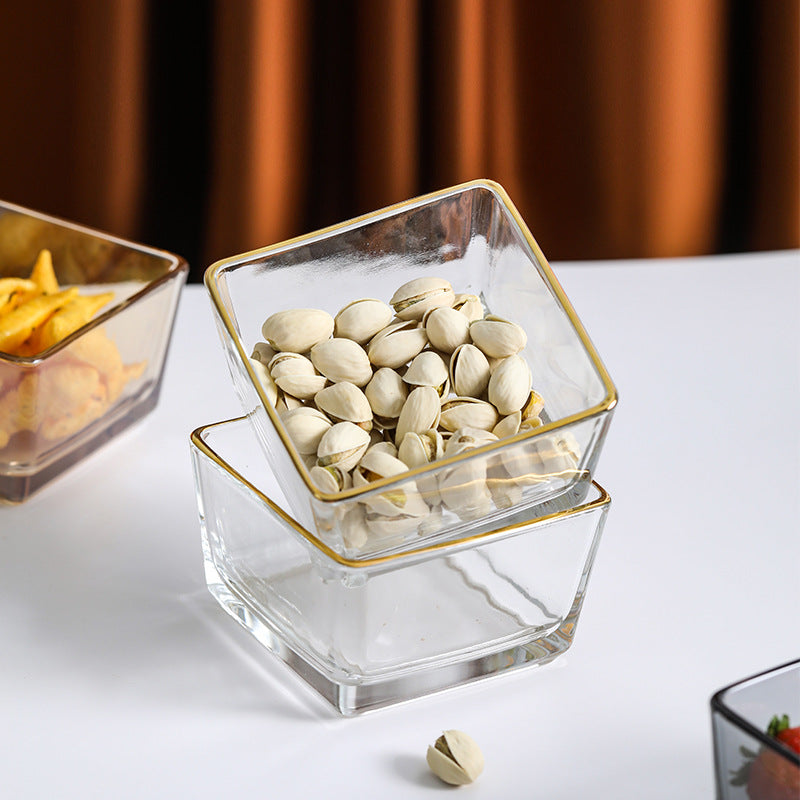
[0,0,797,279]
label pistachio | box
[397,428,444,505]
[469,314,527,358]
[426,730,484,786]
[439,397,499,433]
[390,276,455,321]
[269,351,327,400]
[250,341,277,364]
[333,298,394,344]
[492,410,521,439]
[449,343,491,398]
[309,463,352,493]
[364,368,408,428]
[395,385,442,446]
[423,306,470,353]
[261,308,334,353]
[367,320,428,368]
[403,351,449,396]
[314,382,373,431]
[316,421,371,472]
[452,293,484,322]
[487,354,532,415]
[310,338,373,386]
[275,391,304,415]
[248,357,278,406]
[365,440,398,458]
[352,450,429,518]
[444,426,499,456]
[281,406,333,455]
[521,389,545,421]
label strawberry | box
[741,715,800,800]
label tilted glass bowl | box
[204,179,616,558]
[191,415,611,715]
[0,200,187,502]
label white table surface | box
[2,250,798,799]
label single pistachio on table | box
[310,338,373,386]
[364,367,408,429]
[390,276,455,321]
[261,308,334,353]
[426,730,484,786]
[269,351,327,400]
[469,314,527,358]
[402,350,450,397]
[314,381,373,432]
[316,421,371,473]
[395,385,442,446]
[423,305,471,353]
[333,297,394,344]
[449,343,491,398]
[367,319,428,369]
[280,406,333,455]
[487,354,532,416]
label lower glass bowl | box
[711,659,800,799]
[190,416,611,715]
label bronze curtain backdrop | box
[0,0,797,280]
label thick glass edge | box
[0,199,189,365]
[710,658,800,765]
[202,179,617,503]
[189,416,611,569]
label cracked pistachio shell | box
[333,298,394,344]
[395,385,442,446]
[437,458,492,517]
[522,389,545,421]
[341,506,370,551]
[275,391,304,415]
[444,426,499,456]
[316,421,371,472]
[281,406,333,455]
[261,308,334,353]
[402,350,449,396]
[449,343,491,398]
[364,509,428,540]
[268,352,327,400]
[310,338,373,386]
[487,354,532,415]
[248,357,278,406]
[439,397,499,433]
[314,381,373,431]
[423,306,471,353]
[367,320,428,369]
[365,440,398,458]
[309,463,352,493]
[452,293,484,322]
[426,730,485,786]
[390,276,455,321]
[364,367,407,426]
[250,341,277,364]
[397,428,444,468]
[469,314,527,358]
[352,450,429,517]
[268,351,316,379]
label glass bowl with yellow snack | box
[0,200,187,502]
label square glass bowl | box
[711,659,800,799]
[0,200,187,502]
[191,416,611,715]
[204,179,617,558]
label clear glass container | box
[191,416,611,715]
[711,659,800,799]
[0,200,187,502]
[204,180,617,558]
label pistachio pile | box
[249,276,579,540]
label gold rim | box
[203,179,617,504]
[190,417,611,569]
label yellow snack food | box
[0,277,38,315]
[26,291,115,353]
[28,249,60,295]
[0,287,78,354]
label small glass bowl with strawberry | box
[712,659,800,800]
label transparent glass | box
[711,660,800,799]
[0,200,187,502]
[191,416,611,715]
[204,180,616,558]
